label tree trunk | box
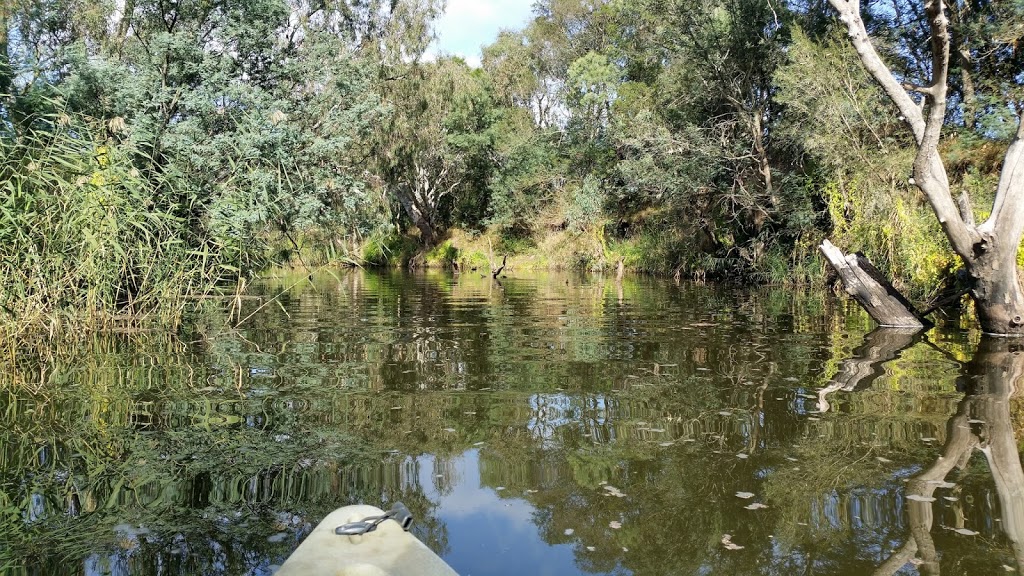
[873,337,1024,574]
[827,0,1024,335]
[395,188,438,246]
[0,8,11,98]
[970,257,1024,334]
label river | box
[1,269,1020,575]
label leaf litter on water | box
[721,534,744,550]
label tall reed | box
[0,106,236,343]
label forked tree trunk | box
[828,0,1024,335]
[393,158,457,247]
[395,189,439,246]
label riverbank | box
[351,226,827,284]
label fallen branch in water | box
[492,255,507,278]
[820,239,928,329]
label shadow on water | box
[1,270,1023,575]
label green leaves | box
[567,51,619,127]
[1,0,396,332]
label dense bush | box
[3,0,1022,333]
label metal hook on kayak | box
[334,502,413,536]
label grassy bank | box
[352,225,828,284]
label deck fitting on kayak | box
[334,501,413,535]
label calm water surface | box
[1,269,1021,575]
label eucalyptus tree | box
[0,0,400,328]
[597,0,822,278]
[482,30,555,126]
[826,0,1024,334]
[4,0,393,261]
[373,56,496,245]
[639,0,787,205]
[481,24,580,236]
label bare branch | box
[984,116,1024,252]
[829,0,978,258]
[917,0,951,159]
[826,0,925,142]
[901,82,935,96]
[958,190,975,227]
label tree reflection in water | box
[817,328,922,413]
[874,338,1024,575]
[5,272,1024,575]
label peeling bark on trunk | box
[827,0,1024,336]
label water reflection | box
[817,328,923,413]
[876,338,1024,575]
[0,270,1022,575]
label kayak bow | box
[276,504,458,576]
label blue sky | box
[428,0,536,67]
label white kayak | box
[275,503,459,576]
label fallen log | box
[491,255,506,279]
[819,239,929,328]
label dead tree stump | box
[819,239,928,328]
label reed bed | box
[0,107,239,346]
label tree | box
[566,51,618,141]
[1,0,394,327]
[482,31,546,122]
[374,57,495,245]
[827,0,1024,334]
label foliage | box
[1,0,390,334]
[0,106,231,334]
[774,28,977,301]
[4,0,1024,330]
[485,110,563,235]
[372,56,496,244]
[361,232,421,267]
